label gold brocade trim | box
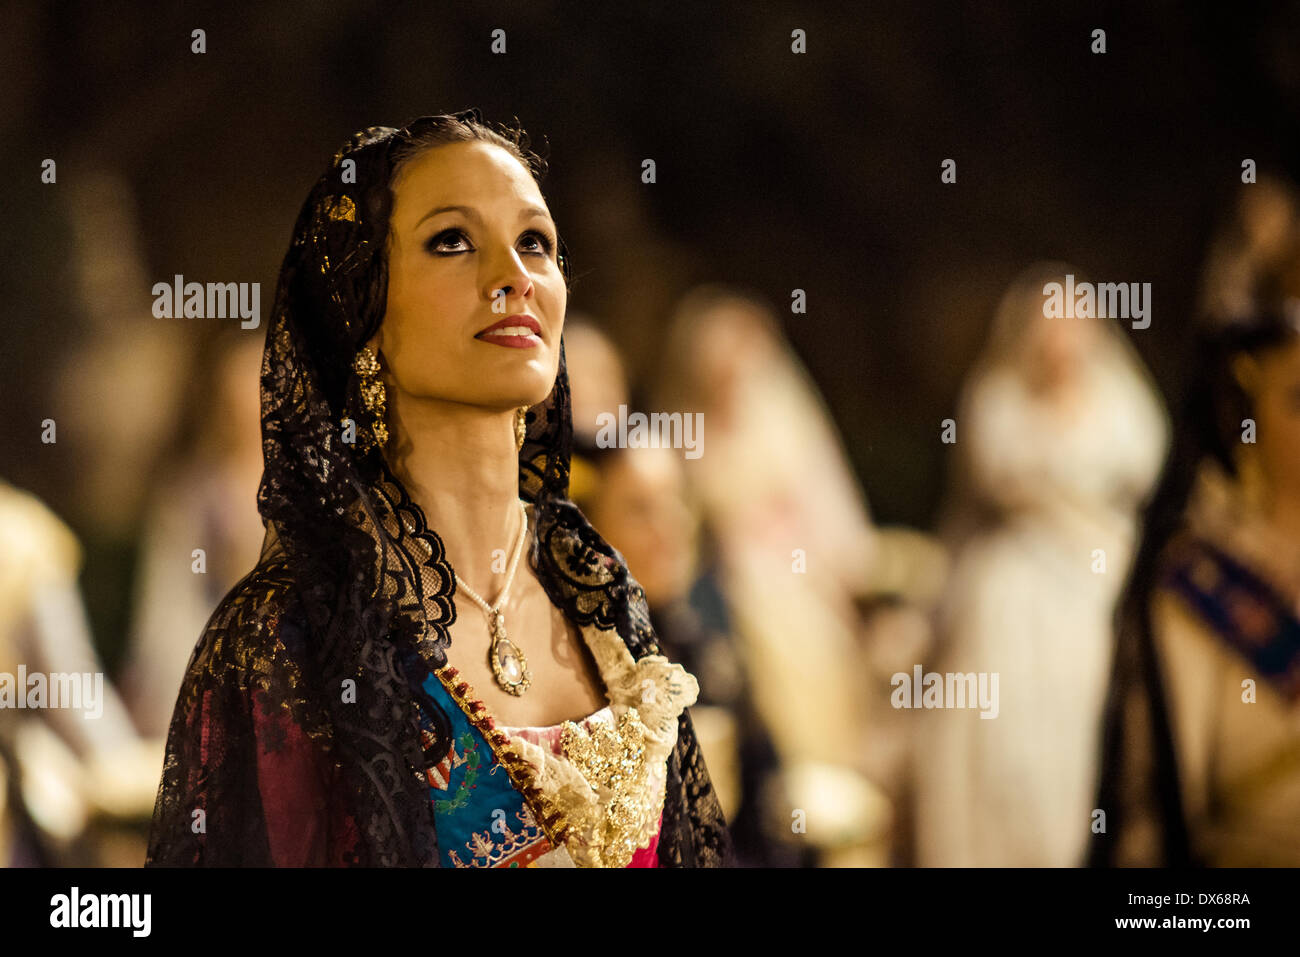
[431,660,678,868]
[432,664,574,849]
[558,708,667,867]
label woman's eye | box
[426,229,470,255]
[425,228,554,257]
[520,229,555,255]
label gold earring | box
[353,346,388,450]
[515,407,528,451]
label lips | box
[475,314,542,349]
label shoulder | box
[1150,584,1228,676]
[0,482,81,585]
[179,552,310,705]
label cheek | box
[384,255,463,377]
[1256,394,1300,482]
[546,291,567,363]
[384,254,421,340]
[547,285,567,337]
[390,255,445,328]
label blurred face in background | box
[563,323,629,443]
[686,304,777,419]
[375,140,567,411]
[1241,182,1296,262]
[586,446,698,606]
[213,336,265,457]
[1237,337,1300,500]
[1022,311,1099,392]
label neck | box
[383,386,525,597]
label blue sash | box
[1162,535,1300,701]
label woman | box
[123,332,266,738]
[654,286,901,866]
[145,111,731,867]
[915,264,1168,867]
[572,433,799,866]
[1092,189,1300,866]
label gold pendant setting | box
[489,609,531,696]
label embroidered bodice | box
[419,617,699,867]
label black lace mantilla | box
[145,113,732,867]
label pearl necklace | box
[454,500,532,696]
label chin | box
[515,371,561,406]
[487,384,553,410]
[465,360,557,409]
[517,386,556,409]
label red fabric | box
[627,812,663,868]
[245,688,360,866]
[252,689,331,866]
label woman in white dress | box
[656,286,949,865]
[915,263,1169,867]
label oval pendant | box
[491,636,531,696]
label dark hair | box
[390,112,546,184]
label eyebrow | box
[415,203,554,229]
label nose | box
[482,244,535,309]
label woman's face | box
[1023,309,1098,387]
[1241,338,1300,497]
[587,447,697,605]
[563,324,629,441]
[374,140,567,410]
[685,304,775,411]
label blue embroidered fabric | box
[416,672,555,868]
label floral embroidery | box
[447,804,555,869]
[428,730,482,814]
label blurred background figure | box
[48,170,196,684]
[573,442,796,866]
[563,315,632,445]
[916,263,1169,867]
[120,332,266,738]
[565,317,792,865]
[0,481,159,867]
[0,172,180,868]
[1093,178,1300,866]
[1198,176,1300,324]
[654,285,946,866]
